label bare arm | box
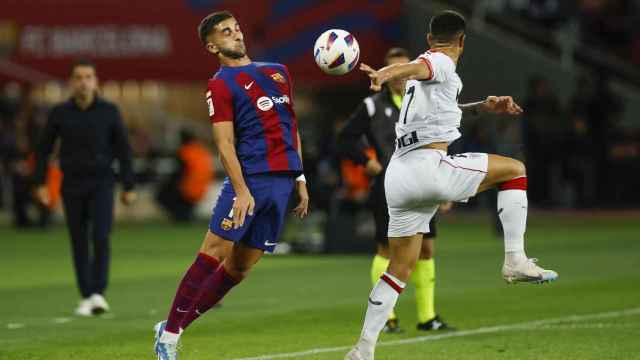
[360,62,431,92]
[212,122,254,228]
[293,130,309,218]
[459,96,524,116]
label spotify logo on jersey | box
[257,97,274,111]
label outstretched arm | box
[460,96,524,116]
[360,62,431,92]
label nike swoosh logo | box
[176,307,188,313]
[244,81,254,90]
[368,297,382,306]
[264,241,277,246]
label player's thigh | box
[477,154,526,193]
[438,152,489,202]
[199,230,234,261]
[387,234,423,282]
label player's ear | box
[459,33,465,48]
[427,33,433,48]
[206,42,218,55]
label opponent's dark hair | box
[384,47,411,65]
[429,10,466,43]
[198,11,235,45]
[70,58,96,76]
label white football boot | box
[90,294,110,315]
[502,258,558,284]
[74,298,93,317]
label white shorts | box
[385,149,488,237]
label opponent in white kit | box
[346,10,558,360]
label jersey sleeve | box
[282,65,295,107]
[414,52,451,83]
[206,79,234,123]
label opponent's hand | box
[233,189,255,229]
[34,185,49,207]
[292,180,309,218]
[365,158,383,177]
[120,191,137,206]
[483,96,523,116]
[360,63,384,92]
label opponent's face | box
[206,17,247,59]
[386,56,410,94]
[69,66,98,99]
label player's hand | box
[293,180,309,218]
[439,201,453,213]
[365,158,383,177]
[233,189,255,229]
[34,185,49,207]
[483,96,523,116]
[120,191,137,206]
[360,63,383,92]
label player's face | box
[387,56,410,94]
[207,18,247,59]
[69,66,98,99]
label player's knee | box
[225,262,253,280]
[511,159,526,178]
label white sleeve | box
[414,52,451,83]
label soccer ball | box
[313,29,360,76]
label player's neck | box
[428,46,460,64]
[220,56,252,67]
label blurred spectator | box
[522,75,567,206]
[156,129,214,222]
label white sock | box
[498,189,528,265]
[356,272,406,357]
[159,329,180,344]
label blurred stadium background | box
[1,1,639,359]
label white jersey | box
[394,51,463,157]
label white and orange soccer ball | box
[313,29,360,76]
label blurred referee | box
[337,48,452,333]
[34,59,136,316]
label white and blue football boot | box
[503,258,558,284]
[154,320,179,360]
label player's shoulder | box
[207,71,232,90]
[421,51,455,70]
[94,96,118,109]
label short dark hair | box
[384,47,411,65]
[70,58,96,76]
[429,10,466,43]
[198,11,235,45]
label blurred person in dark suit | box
[33,59,136,317]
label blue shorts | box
[208,173,295,252]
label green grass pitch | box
[1,215,639,359]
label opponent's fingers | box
[359,63,374,73]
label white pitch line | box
[7,323,26,330]
[230,307,640,360]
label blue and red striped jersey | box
[206,62,302,176]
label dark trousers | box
[62,182,114,298]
